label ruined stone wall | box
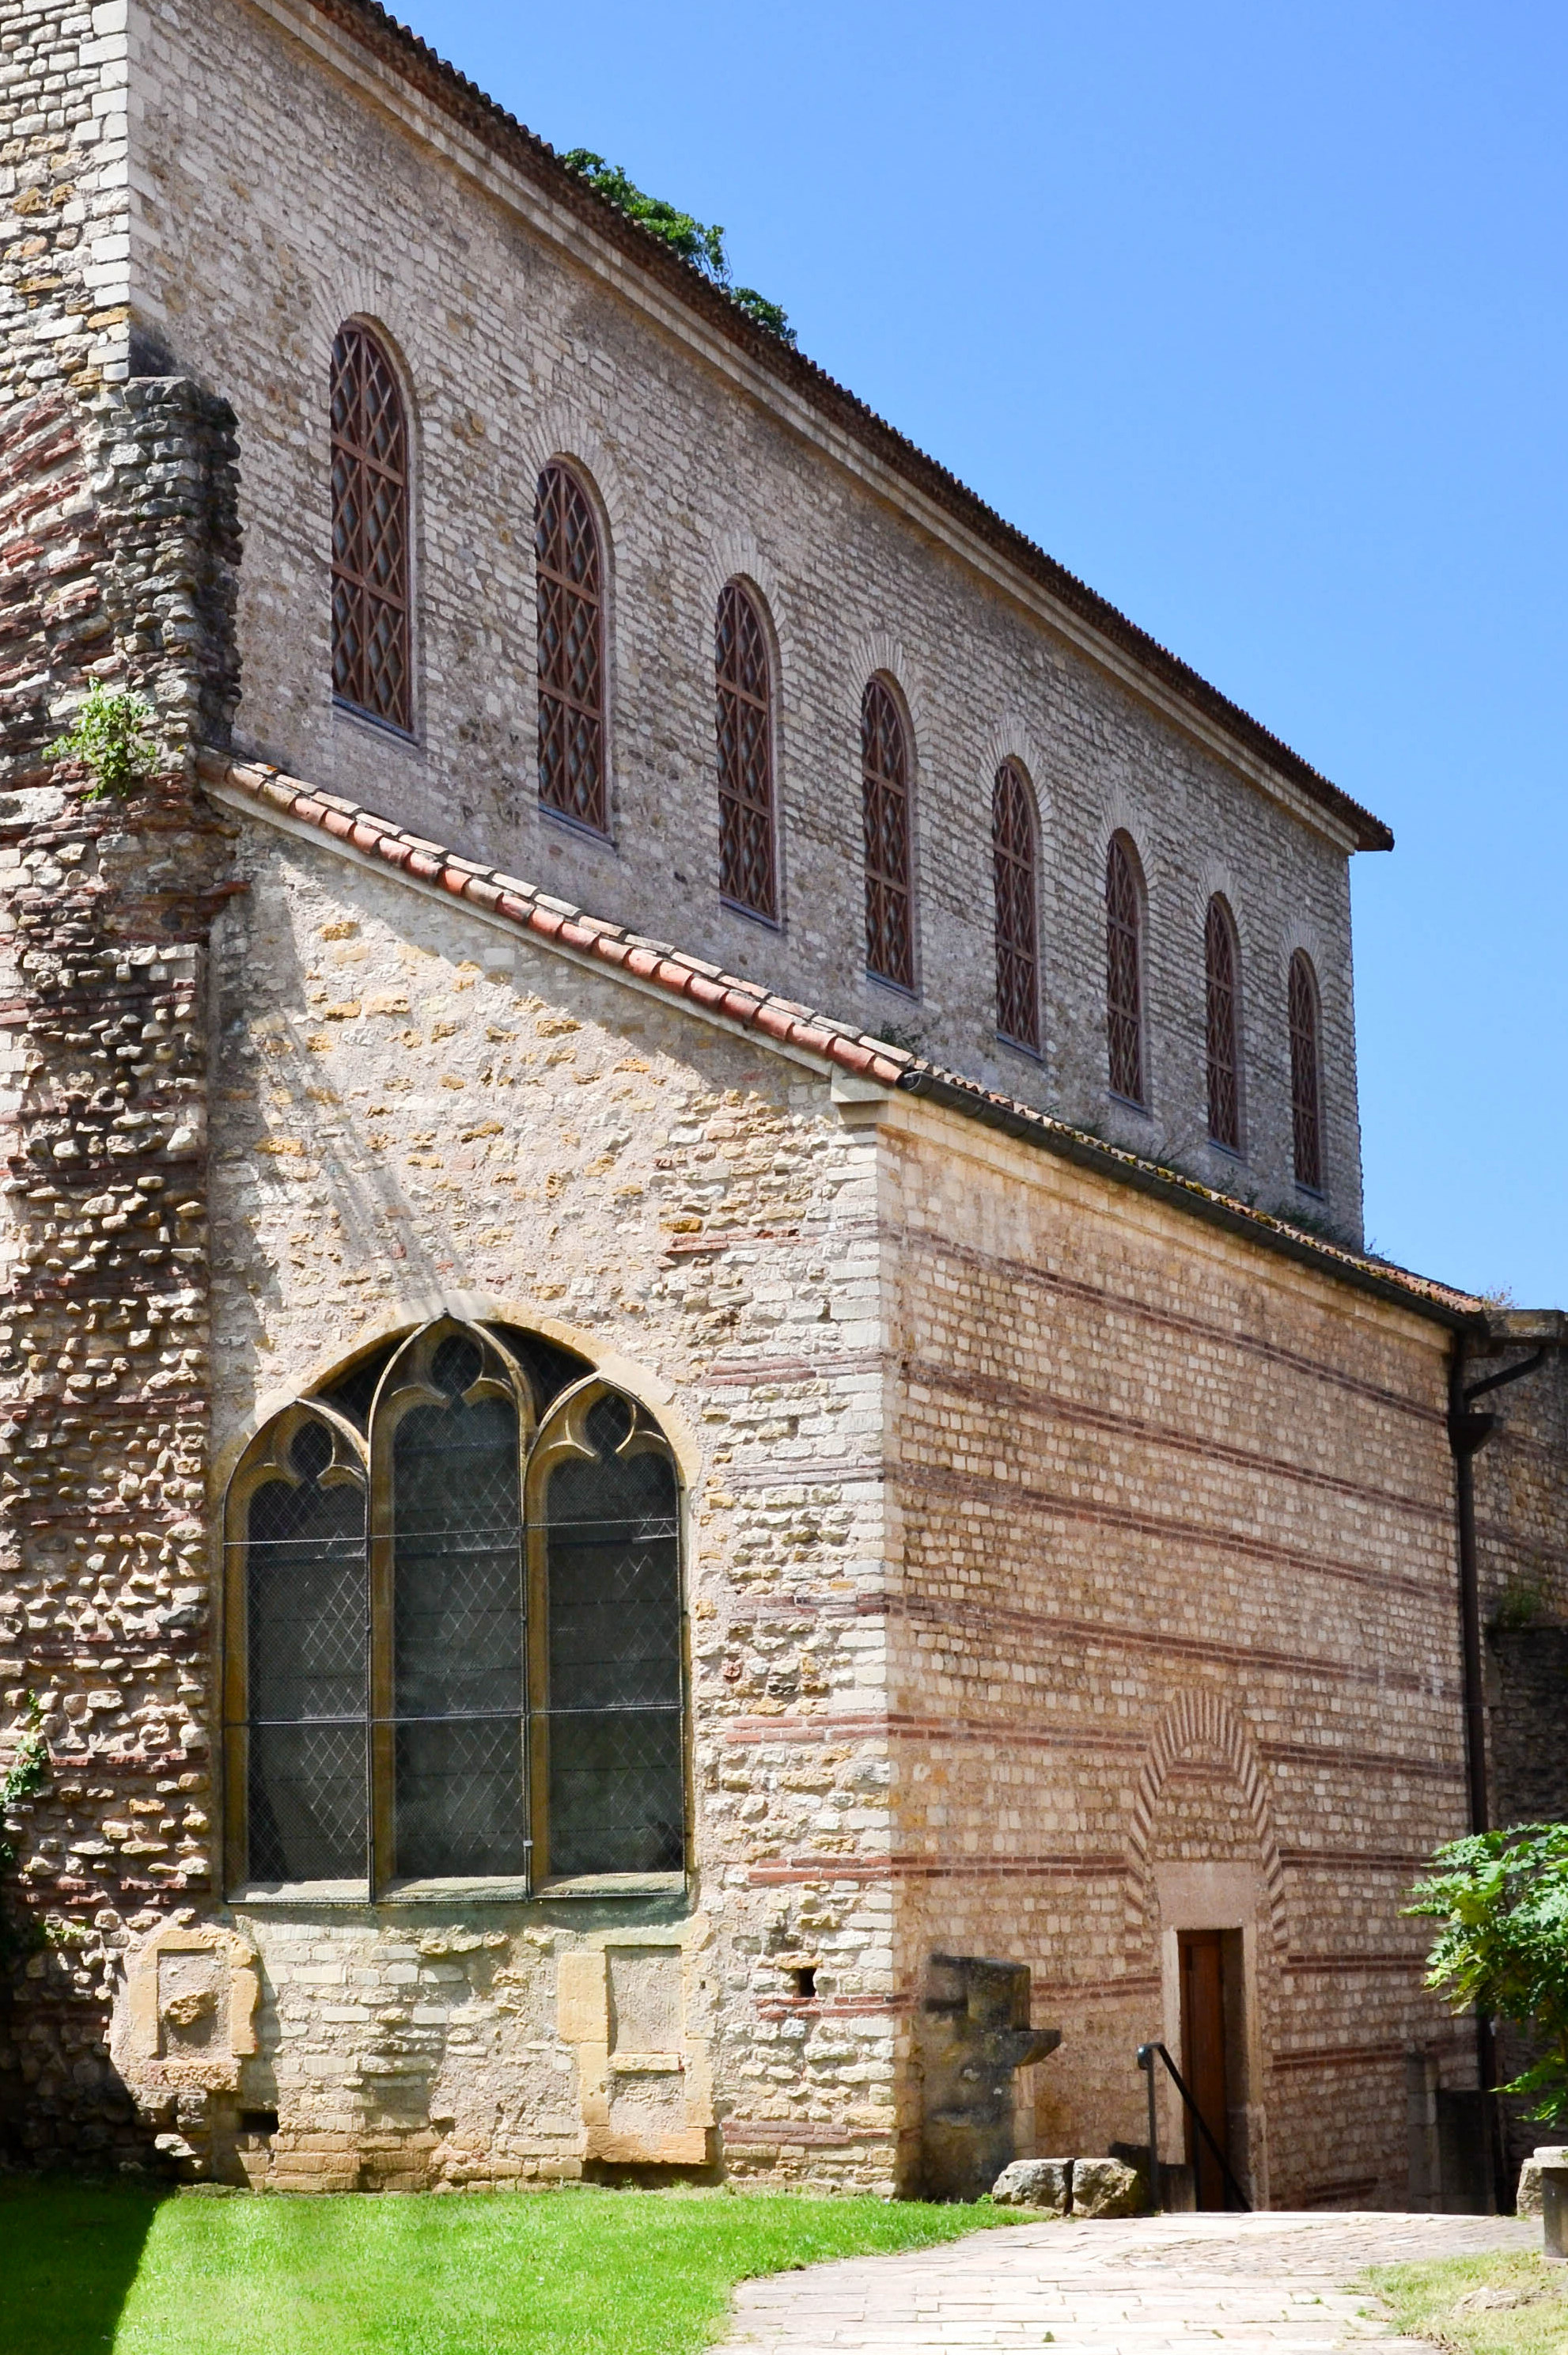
[174,807,905,2190]
[0,378,241,2163]
[126,0,1367,1241]
[874,1097,1471,2209]
[0,0,132,408]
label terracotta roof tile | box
[202,751,1476,1329]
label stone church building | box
[0,0,1563,2204]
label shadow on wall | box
[0,2175,165,2355]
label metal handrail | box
[1136,2041,1251,2213]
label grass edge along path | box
[0,2175,1022,2355]
[1367,2249,1568,2355]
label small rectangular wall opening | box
[1179,1928,1236,2209]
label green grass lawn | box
[1369,2250,1568,2355]
[0,2176,1017,2355]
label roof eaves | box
[204,750,1471,1331]
[290,0,1392,856]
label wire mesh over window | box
[1106,833,1145,1104]
[330,324,411,732]
[536,464,605,832]
[225,1324,684,1895]
[391,1333,527,1879]
[1204,897,1241,1151]
[862,680,913,989]
[1289,950,1323,1190]
[715,581,777,919]
[543,1393,683,1876]
[243,1418,368,1883]
[992,761,1040,1051]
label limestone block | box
[991,2157,1071,2213]
[113,1915,259,2097]
[1517,2156,1543,2216]
[1070,2157,1142,2219]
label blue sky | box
[396,1,1566,1303]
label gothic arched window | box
[1289,950,1324,1191]
[1106,832,1146,1105]
[536,463,606,833]
[224,1321,684,1895]
[1204,896,1242,1151]
[862,679,913,989]
[715,580,778,920]
[992,760,1040,1051]
[330,323,411,732]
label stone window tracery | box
[535,463,606,832]
[224,1319,684,1895]
[715,580,778,920]
[1204,896,1242,1152]
[862,680,914,989]
[1106,832,1146,1105]
[1288,950,1324,1192]
[992,760,1040,1051]
[330,323,411,732]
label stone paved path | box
[713,2209,1538,2354]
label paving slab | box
[712,2209,1537,2355]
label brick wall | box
[123,0,1369,1239]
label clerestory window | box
[330,323,412,732]
[1105,832,1146,1105]
[1204,896,1242,1152]
[992,760,1040,1052]
[1288,950,1324,1192]
[536,462,607,833]
[224,1319,684,1897]
[862,679,914,990]
[715,580,778,920]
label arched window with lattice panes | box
[535,463,606,833]
[1106,832,1146,1105]
[223,1320,684,1894]
[1204,896,1242,1151]
[992,761,1040,1051]
[330,323,411,731]
[1289,950,1324,1191]
[714,580,778,920]
[862,679,914,989]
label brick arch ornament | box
[1124,1691,1288,1953]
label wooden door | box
[1179,1929,1230,2208]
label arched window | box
[1105,832,1145,1104]
[330,323,411,731]
[862,679,913,989]
[992,760,1040,1051]
[715,580,777,920]
[1288,950,1323,1190]
[1204,896,1242,1151]
[224,1320,684,1894]
[535,463,606,832]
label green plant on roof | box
[47,682,160,800]
[561,150,797,347]
[1406,1822,1568,2125]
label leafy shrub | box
[562,150,797,346]
[1407,1822,1568,2123]
[47,683,159,799]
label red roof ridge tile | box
[202,749,1479,1329]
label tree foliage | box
[561,150,797,347]
[47,682,159,800]
[1407,1823,1568,2123]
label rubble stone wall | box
[874,1095,1472,2209]
[127,0,1367,1240]
[0,377,240,2165]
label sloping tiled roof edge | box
[203,750,1478,1334]
[290,0,1392,856]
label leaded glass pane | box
[546,1395,683,1875]
[391,1335,527,1877]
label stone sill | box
[228,1871,687,1909]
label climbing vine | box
[561,151,796,346]
[0,1697,47,1969]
